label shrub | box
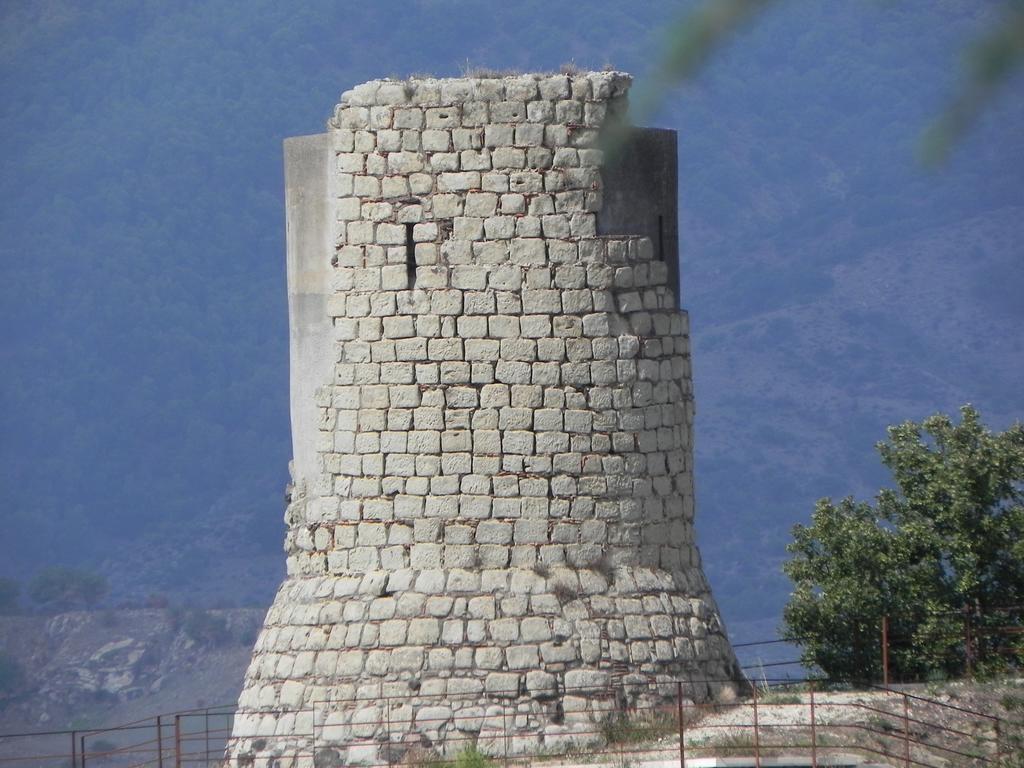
[452,747,494,768]
[0,578,20,614]
[0,651,25,702]
[601,712,678,745]
[1000,693,1024,766]
[28,566,108,611]
[169,606,232,647]
[235,619,261,646]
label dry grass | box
[458,61,523,79]
[679,679,1019,766]
[531,562,552,579]
[550,581,581,605]
[582,551,615,582]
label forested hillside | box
[1,0,1021,630]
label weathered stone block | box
[484,672,520,697]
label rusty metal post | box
[902,693,910,767]
[964,607,974,679]
[175,714,182,768]
[676,681,685,768]
[225,711,233,766]
[157,715,164,768]
[205,708,210,766]
[752,684,761,768]
[881,615,890,687]
[386,697,392,768]
[71,730,77,768]
[80,733,87,768]
[809,683,817,768]
[311,701,316,764]
[502,704,509,768]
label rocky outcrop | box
[0,608,262,729]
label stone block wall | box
[227,72,742,767]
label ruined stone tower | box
[227,72,742,766]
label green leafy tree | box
[783,405,1024,681]
[27,566,108,611]
[0,578,20,614]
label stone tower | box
[227,72,742,766]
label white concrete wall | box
[285,134,335,495]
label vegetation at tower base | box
[782,405,1024,682]
[1001,691,1024,765]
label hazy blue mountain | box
[1,0,1021,637]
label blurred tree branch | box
[643,0,1024,166]
[920,0,1024,164]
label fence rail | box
[0,675,1015,768]
[735,605,1024,685]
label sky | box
[0,0,1021,641]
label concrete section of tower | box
[227,71,743,767]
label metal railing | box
[0,704,236,768]
[0,675,1016,768]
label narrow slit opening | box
[657,215,665,261]
[405,223,416,287]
